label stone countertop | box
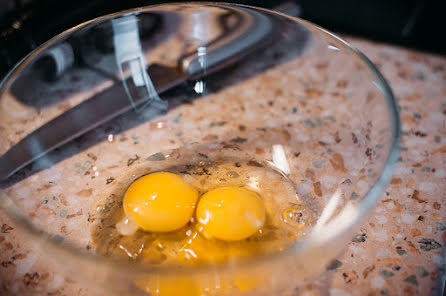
[0,36,445,296]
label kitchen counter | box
[0,36,445,296]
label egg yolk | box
[123,172,198,232]
[196,187,266,241]
[136,275,201,296]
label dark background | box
[0,0,444,79]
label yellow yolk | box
[136,275,201,296]
[123,172,198,232]
[136,268,264,296]
[196,187,266,241]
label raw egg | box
[196,187,266,241]
[123,172,198,232]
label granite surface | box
[0,36,445,296]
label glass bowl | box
[0,3,400,296]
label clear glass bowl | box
[0,3,400,296]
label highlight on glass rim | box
[6,1,438,295]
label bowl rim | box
[0,2,400,276]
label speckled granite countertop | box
[0,36,445,296]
